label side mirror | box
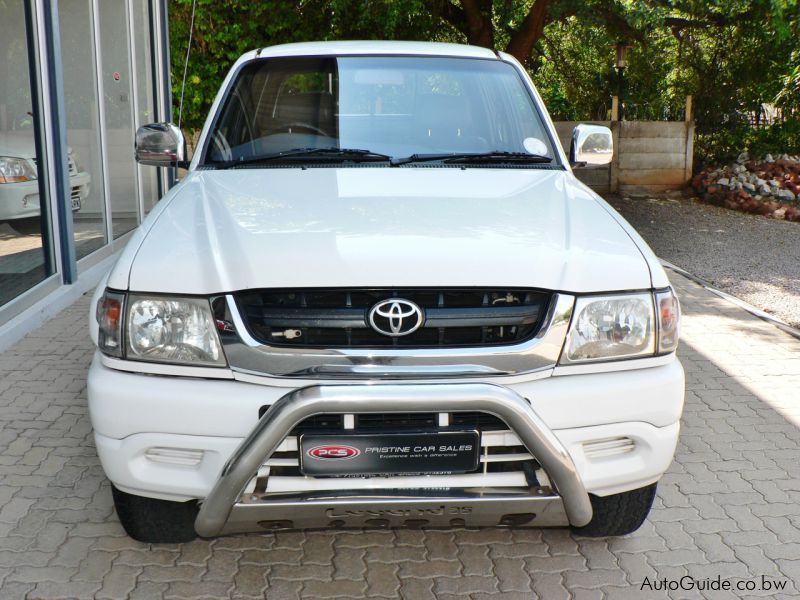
[135,122,188,168]
[570,124,613,167]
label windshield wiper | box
[391,151,552,166]
[215,147,393,169]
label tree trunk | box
[505,0,550,62]
[460,0,494,48]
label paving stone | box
[28,581,101,599]
[733,545,785,579]
[435,575,498,595]
[456,543,493,575]
[398,577,436,600]
[363,545,425,564]
[72,550,115,582]
[422,531,459,561]
[492,556,533,592]
[96,564,141,600]
[0,582,35,600]
[692,532,738,563]
[398,559,461,579]
[164,581,232,600]
[364,561,400,598]
[330,547,366,580]
[199,548,241,585]
[269,563,331,581]
[116,548,177,568]
[531,572,570,600]
[263,580,303,600]
[299,533,335,565]
[139,564,204,583]
[302,579,368,598]
[6,565,77,584]
[231,564,269,597]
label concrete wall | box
[554,120,694,195]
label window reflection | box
[0,0,53,307]
[99,0,139,239]
[131,0,160,215]
[60,0,107,260]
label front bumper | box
[0,171,89,220]
[89,356,684,534]
[196,383,591,536]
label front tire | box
[571,483,657,537]
[112,485,198,543]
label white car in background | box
[0,131,90,234]
[89,41,684,543]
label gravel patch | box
[607,194,800,328]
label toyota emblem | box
[367,299,424,337]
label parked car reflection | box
[0,132,90,234]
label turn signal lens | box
[656,289,680,354]
[96,290,125,357]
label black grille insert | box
[264,411,510,436]
[236,288,551,348]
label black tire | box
[112,485,198,543]
[8,217,42,235]
[571,482,657,537]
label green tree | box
[169,0,800,163]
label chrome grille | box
[245,411,544,491]
[235,288,550,349]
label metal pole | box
[40,0,77,283]
[22,0,55,276]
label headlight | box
[561,293,655,363]
[0,156,37,183]
[125,295,225,366]
[560,289,681,364]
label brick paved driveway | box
[1,271,799,599]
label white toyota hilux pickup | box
[88,41,684,543]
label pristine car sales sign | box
[300,431,480,476]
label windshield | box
[203,55,557,166]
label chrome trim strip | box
[100,354,234,379]
[194,382,592,537]
[221,293,574,378]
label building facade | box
[0,0,171,348]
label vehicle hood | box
[122,168,652,294]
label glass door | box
[130,0,160,216]
[0,0,55,307]
[96,0,138,239]
[60,0,108,260]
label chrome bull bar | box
[194,383,593,537]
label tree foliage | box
[169,0,800,163]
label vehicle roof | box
[244,40,499,61]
